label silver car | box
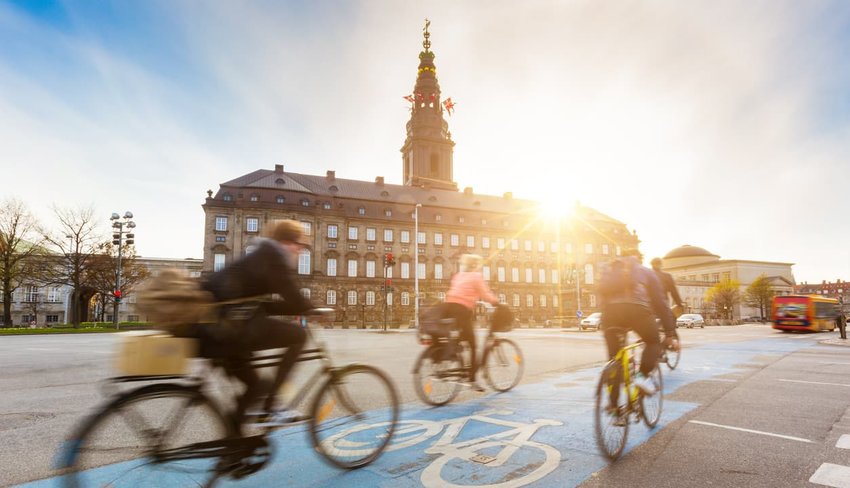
[676,313,705,328]
[580,312,602,331]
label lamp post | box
[414,203,422,329]
[110,211,135,329]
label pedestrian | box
[837,312,846,340]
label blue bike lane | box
[18,334,817,488]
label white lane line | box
[688,420,813,443]
[837,434,850,449]
[810,463,850,488]
[779,379,850,388]
[702,378,738,382]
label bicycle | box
[659,341,680,370]
[594,328,663,460]
[57,309,400,487]
[412,310,523,406]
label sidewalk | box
[820,336,850,347]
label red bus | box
[771,295,840,332]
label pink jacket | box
[445,271,498,310]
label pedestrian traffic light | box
[112,233,120,245]
[114,289,122,303]
[385,252,395,267]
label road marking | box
[688,420,813,443]
[701,378,738,382]
[837,434,850,449]
[818,361,850,366]
[779,379,850,388]
[810,463,850,488]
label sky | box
[2,1,850,284]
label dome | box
[663,245,718,260]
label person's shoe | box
[464,380,485,392]
[633,372,657,396]
[607,406,628,427]
[249,408,304,427]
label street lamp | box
[414,203,422,329]
[110,211,135,329]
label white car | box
[580,312,602,331]
[676,313,705,328]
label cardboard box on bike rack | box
[115,331,197,376]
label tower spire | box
[401,20,457,190]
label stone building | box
[200,25,639,327]
[796,280,850,312]
[659,245,795,320]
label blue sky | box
[3,1,850,283]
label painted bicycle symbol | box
[320,409,563,488]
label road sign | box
[576,310,583,318]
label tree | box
[41,205,104,327]
[86,242,149,322]
[705,279,741,319]
[744,274,774,319]
[0,198,47,326]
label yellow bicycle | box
[594,330,663,460]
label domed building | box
[658,245,795,320]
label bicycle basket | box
[418,304,449,338]
[490,304,514,332]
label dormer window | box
[384,209,392,217]
[358,207,366,215]
[329,185,339,193]
[380,191,390,197]
[435,214,442,222]
[276,195,285,204]
[323,202,332,209]
[275,178,285,185]
[223,194,233,202]
[301,199,310,207]
[458,216,465,224]
[249,194,259,202]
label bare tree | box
[86,242,149,322]
[0,198,47,326]
[41,205,105,327]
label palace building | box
[200,24,639,327]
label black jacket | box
[654,269,684,307]
[202,238,313,316]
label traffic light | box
[112,233,120,245]
[114,289,122,303]
[384,252,395,267]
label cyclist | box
[598,249,678,396]
[184,219,314,434]
[443,253,499,392]
[650,257,684,313]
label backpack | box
[598,257,635,299]
[136,269,217,334]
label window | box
[450,234,459,247]
[215,217,228,232]
[540,295,547,307]
[246,217,259,233]
[47,287,60,302]
[366,291,376,306]
[348,226,358,240]
[552,295,559,308]
[249,194,259,202]
[538,241,546,252]
[366,260,376,278]
[482,266,490,281]
[437,292,446,301]
[512,294,520,307]
[526,294,534,307]
[524,240,532,251]
[323,202,331,209]
[347,291,357,305]
[25,286,39,302]
[384,209,392,217]
[216,236,226,242]
[466,236,475,248]
[358,207,366,215]
[590,294,597,307]
[497,238,505,250]
[401,292,410,306]
[400,230,410,243]
[214,254,225,272]
[434,233,443,245]
[383,229,393,242]
[435,214,442,222]
[498,266,506,282]
[327,258,337,277]
[511,239,519,250]
[46,315,59,323]
[550,242,558,253]
[602,244,609,255]
[301,199,310,207]
[458,216,465,223]
[417,263,426,279]
[417,231,426,244]
[400,262,410,279]
[328,225,338,238]
[498,293,506,305]
[584,263,594,285]
[482,237,490,249]
[298,250,310,275]
[386,267,393,278]
[327,290,337,305]
[712,273,720,282]
[525,268,533,283]
[538,269,546,284]
[386,293,393,306]
[366,228,376,241]
[300,288,311,299]
[551,269,559,284]
[584,243,593,254]
[434,263,443,280]
[301,221,312,236]
[347,259,358,277]
[511,267,519,282]
[276,195,285,204]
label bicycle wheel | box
[483,338,524,392]
[594,361,629,461]
[413,344,463,406]
[60,383,232,488]
[309,364,400,469]
[664,347,680,370]
[639,366,664,428]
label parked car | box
[580,312,602,331]
[676,313,705,328]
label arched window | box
[347,291,357,305]
[401,292,410,306]
[326,290,337,305]
[300,288,311,299]
[366,291,376,306]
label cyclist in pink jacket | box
[443,254,499,391]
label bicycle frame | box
[610,341,643,408]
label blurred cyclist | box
[598,249,678,395]
[443,254,499,392]
[650,257,685,315]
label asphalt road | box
[4,325,850,487]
